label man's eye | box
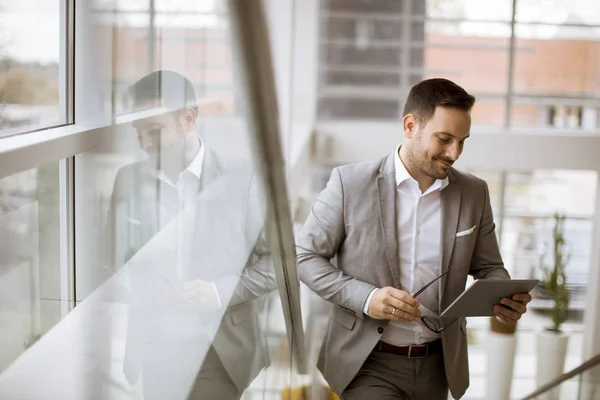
[438,136,450,143]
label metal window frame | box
[317,0,600,124]
[228,0,307,374]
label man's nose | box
[446,142,461,161]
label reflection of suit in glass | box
[106,148,274,399]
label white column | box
[580,174,600,400]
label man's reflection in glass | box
[106,70,275,399]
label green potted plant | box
[536,213,571,399]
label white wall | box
[315,121,600,173]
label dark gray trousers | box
[341,348,449,400]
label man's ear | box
[403,114,418,139]
[180,107,197,131]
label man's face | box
[405,106,471,180]
[132,112,186,166]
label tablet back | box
[440,279,540,318]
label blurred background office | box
[0,0,600,399]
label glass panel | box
[426,0,513,22]
[501,216,593,293]
[0,0,65,137]
[0,1,303,399]
[320,17,405,42]
[470,99,507,126]
[423,21,510,95]
[323,45,401,67]
[322,0,405,14]
[317,4,512,123]
[501,169,596,303]
[0,161,65,373]
[512,24,600,129]
[504,170,597,216]
[320,69,400,87]
[103,0,237,117]
[318,97,400,120]
[516,0,600,26]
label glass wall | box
[0,161,67,373]
[317,0,600,130]
[466,169,598,304]
[0,0,66,137]
[462,167,596,398]
[0,0,306,399]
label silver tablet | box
[440,279,540,318]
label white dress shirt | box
[153,138,205,229]
[152,138,221,307]
[363,145,449,345]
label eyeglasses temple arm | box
[412,268,452,298]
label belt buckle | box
[407,344,428,359]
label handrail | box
[521,354,600,400]
[228,0,308,374]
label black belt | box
[374,339,442,358]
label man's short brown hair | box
[402,78,476,124]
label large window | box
[0,0,66,137]
[91,0,237,118]
[466,168,597,307]
[318,0,600,130]
[0,1,306,398]
[0,161,68,373]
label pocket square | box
[456,225,476,237]
[126,216,142,226]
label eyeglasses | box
[412,269,459,334]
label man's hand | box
[172,279,221,312]
[367,286,422,321]
[493,293,532,325]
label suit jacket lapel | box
[377,155,401,288]
[199,148,221,193]
[439,172,461,309]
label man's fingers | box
[495,314,516,326]
[501,298,527,314]
[512,293,532,304]
[394,309,420,322]
[386,297,421,318]
[385,287,421,308]
[382,306,418,321]
[494,304,520,321]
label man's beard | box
[146,125,187,169]
[407,139,450,180]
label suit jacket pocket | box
[334,309,356,331]
[230,302,255,326]
[455,228,477,248]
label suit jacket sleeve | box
[469,181,511,280]
[213,171,276,308]
[296,168,377,317]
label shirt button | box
[378,327,384,334]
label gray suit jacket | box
[106,149,275,392]
[296,153,510,398]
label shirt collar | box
[393,144,449,193]
[152,137,205,184]
[185,137,205,179]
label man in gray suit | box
[297,78,532,399]
[105,70,275,399]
